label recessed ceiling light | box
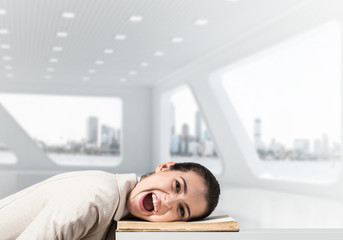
[0,9,6,15]
[140,62,149,67]
[57,32,68,37]
[88,69,96,74]
[0,29,8,34]
[6,73,13,78]
[45,75,52,79]
[83,77,90,81]
[120,78,127,82]
[47,67,55,72]
[49,58,58,63]
[95,60,104,65]
[1,44,10,49]
[115,34,126,40]
[104,49,113,54]
[3,56,11,61]
[194,19,208,26]
[172,37,183,43]
[129,71,137,75]
[62,12,75,19]
[129,16,143,22]
[52,46,63,52]
[154,51,164,56]
[4,65,12,70]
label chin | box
[137,215,151,221]
[138,215,158,222]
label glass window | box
[0,94,122,167]
[216,21,341,182]
[163,85,222,175]
[0,139,17,164]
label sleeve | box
[17,197,101,240]
[16,172,121,240]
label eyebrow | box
[180,176,191,219]
[181,176,187,194]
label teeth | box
[152,193,157,212]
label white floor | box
[214,186,343,229]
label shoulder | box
[47,171,136,199]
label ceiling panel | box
[0,0,307,87]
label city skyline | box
[254,118,341,160]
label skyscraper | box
[170,103,175,135]
[254,118,263,150]
[293,139,310,154]
[87,116,98,145]
[170,135,180,155]
[181,124,190,155]
[322,133,329,157]
[101,125,115,148]
[314,139,322,156]
[195,110,202,143]
[116,129,121,144]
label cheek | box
[126,196,135,213]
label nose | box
[163,193,182,209]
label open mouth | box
[142,192,158,212]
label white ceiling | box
[0,0,307,87]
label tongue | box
[143,193,154,211]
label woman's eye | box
[180,206,185,217]
[176,180,181,193]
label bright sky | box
[0,94,122,145]
[222,21,341,149]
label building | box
[180,124,190,155]
[101,125,116,148]
[293,139,310,155]
[170,135,180,155]
[195,110,202,143]
[86,116,98,146]
[170,103,175,135]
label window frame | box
[0,93,124,167]
[159,84,223,175]
[210,20,342,184]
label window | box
[0,139,17,164]
[0,94,122,167]
[161,85,222,174]
[212,21,341,182]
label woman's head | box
[126,162,220,222]
[168,162,220,220]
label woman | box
[0,162,220,239]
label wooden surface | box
[116,215,239,232]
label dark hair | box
[169,162,220,221]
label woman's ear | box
[155,162,175,173]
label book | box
[116,215,239,232]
